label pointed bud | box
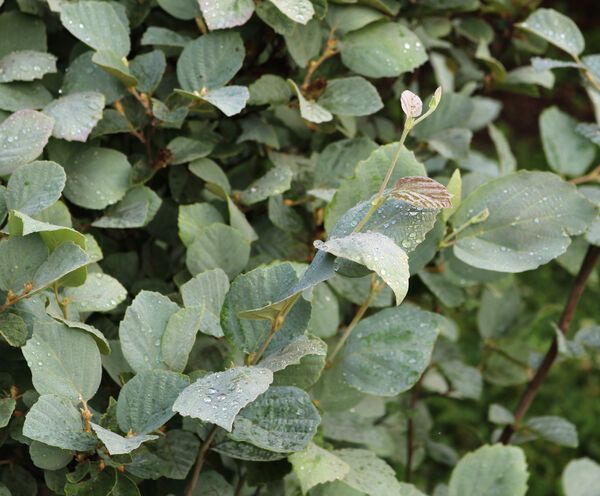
[400,90,423,118]
[429,86,442,110]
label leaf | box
[341,305,439,396]
[92,186,162,229]
[0,51,57,83]
[229,386,320,452]
[241,166,294,205]
[141,27,192,47]
[248,74,292,106]
[0,313,28,347]
[199,0,255,30]
[189,157,232,195]
[390,176,452,209]
[317,77,383,117]
[29,441,72,470]
[172,366,273,431]
[62,147,132,210]
[562,458,600,496]
[156,0,200,20]
[186,223,250,279]
[438,360,482,400]
[315,233,409,304]
[488,124,516,174]
[63,272,127,313]
[288,80,333,124]
[221,262,312,354]
[576,122,600,146]
[177,31,245,91]
[54,318,110,355]
[60,1,130,57]
[284,20,322,68]
[334,448,423,496]
[268,0,314,24]
[23,394,96,451]
[0,82,53,112]
[288,443,350,494]
[259,335,327,372]
[130,50,166,95]
[90,423,157,455]
[0,398,16,427]
[200,86,250,117]
[178,203,223,247]
[451,171,596,272]
[22,320,102,403]
[118,290,180,373]
[517,8,584,57]
[539,106,596,177]
[116,370,189,434]
[325,143,427,232]
[161,306,203,371]
[43,92,105,142]
[476,280,521,339]
[525,416,578,447]
[0,109,54,175]
[181,268,229,338]
[448,445,529,496]
[0,11,47,59]
[167,137,214,164]
[6,161,66,216]
[340,22,427,78]
[91,50,138,87]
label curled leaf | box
[390,176,453,209]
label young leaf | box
[172,367,273,431]
[390,176,452,209]
[401,90,423,117]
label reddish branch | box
[499,245,600,444]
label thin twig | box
[570,164,600,185]
[499,245,600,444]
[301,29,338,93]
[326,276,383,367]
[185,425,219,496]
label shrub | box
[0,1,599,495]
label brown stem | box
[499,245,600,444]
[185,425,219,496]
[300,30,338,93]
[405,372,426,482]
[570,164,600,185]
[326,276,383,368]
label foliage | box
[0,1,599,496]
